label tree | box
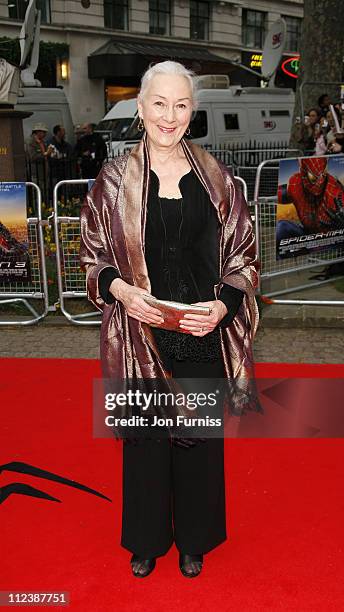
[0,38,69,88]
[290,0,344,147]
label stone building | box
[0,0,303,124]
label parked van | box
[15,87,75,145]
[96,75,295,154]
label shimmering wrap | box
[79,134,261,420]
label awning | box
[88,37,235,80]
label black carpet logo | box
[0,461,112,504]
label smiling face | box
[308,109,319,125]
[137,73,193,151]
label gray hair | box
[138,61,198,110]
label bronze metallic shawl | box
[79,134,261,415]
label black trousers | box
[121,357,227,558]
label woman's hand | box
[109,278,164,325]
[329,141,343,153]
[179,300,228,336]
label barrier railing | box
[52,175,249,325]
[52,179,101,325]
[253,155,344,304]
[234,176,248,202]
[8,155,343,322]
[0,182,49,325]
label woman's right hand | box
[109,278,164,325]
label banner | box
[0,182,31,283]
[276,156,344,259]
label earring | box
[138,118,145,131]
[185,126,191,136]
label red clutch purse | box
[142,295,210,332]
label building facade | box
[0,0,303,125]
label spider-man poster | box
[0,182,31,283]
[276,156,344,259]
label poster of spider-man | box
[276,156,344,260]
[0,182,31,283]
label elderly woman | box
[80,61,260,578]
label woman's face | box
[137,73,193,151]
[308,110,319,125]
[326,110,335,128]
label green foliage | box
[0,37,69,86]
[0,36,20,64]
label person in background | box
[318,94,331,117]
[25,123,56,201]
[74,124,85,142]
[314,105,344,155]
[73,122,107,178]
[297,108,321,155]
[328,133,344,154]
[49,125,73,159]
[26,123,55,161]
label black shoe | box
[179,553,203,578]
[130,553,156,577]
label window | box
[189,110,208,138]
[242,9,266,48]
[104,0,129,30]
[283,16,302,52]
[224,113,239,130]
[8,0,51,23]
[270,110,290,117]
[190,1,210,41]
[149,0,171,35]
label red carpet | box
[1,358,344,611]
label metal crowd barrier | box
[52,179,101,325]
[52,175,249,325]
[0,182,49,325]
[234,176,248,202]
[253,155,344,305]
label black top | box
[98,168,244,361]
[74,133,107,161]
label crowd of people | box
[25,122,107,179]
[25,91,344,197]
[296,93,344,156]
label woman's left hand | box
[179,300,228,336]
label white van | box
[15,87,75,145]
[96,76,295,155]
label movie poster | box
[276,156,344,259]
[0,182,31,283]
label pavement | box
[0,265,343,363]
[0,323,343,363]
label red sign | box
[281,56,300,79]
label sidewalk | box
[0,316,343,363]
[0,269,343,362]
[259,267,344,328]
